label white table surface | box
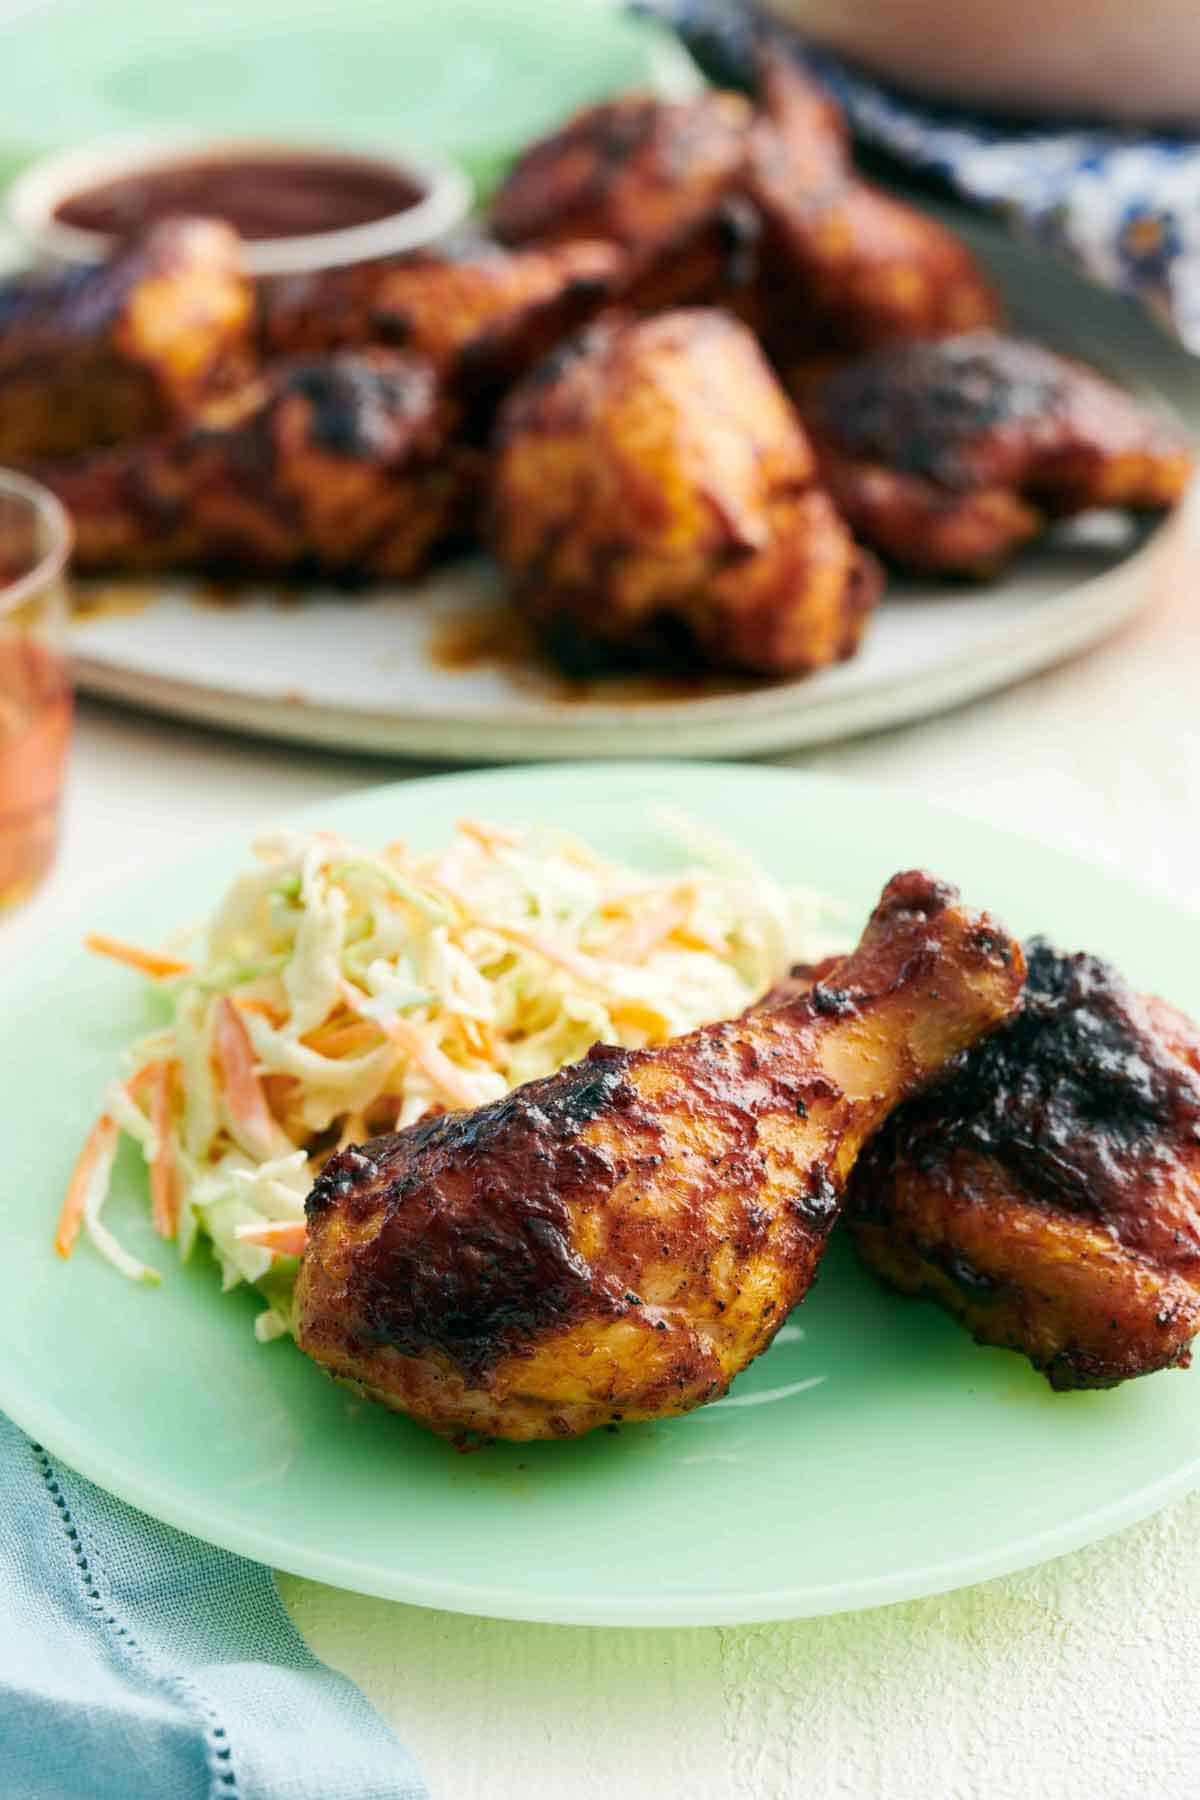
[7,517,1200,1800]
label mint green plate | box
[4,763,1199,1626]
[6,0,697,195]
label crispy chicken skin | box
[0,217,254,463]
[489,86,769,321]
[849,939,1200,1389]
[490,88,753,258]
[41,350,473,580]
[293,871,1025,1442]
[490,308,881,676]
[792,333,1194,575]
[748,61,1002,355]
[259,240,624,430]
[488,60,1000,352]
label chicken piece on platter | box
[488,59,1000,353]
[40,349,473,581]
[791,332,1193,575]
[747,58,1002,355]
[490,308,881,676]
[0,217,254,463]
[490,88,754,259]
[259,239,623,431]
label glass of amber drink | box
[0,472,72,908]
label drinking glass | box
[0,471,73,908]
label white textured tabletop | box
[7,513,1200,1800]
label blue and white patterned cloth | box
[641,0,1200,353]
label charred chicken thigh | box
[488,60,1001,353]
[489,85,755,268]
[850,939,1200,1388]
[489,85,775,320]
[259,239,624,431]
[490,307,881,675]
[293,871,1024,1442]
[0,217,254,464]
[793,333,1194,575]
[42,349,472,580]
[747,60,1002,355]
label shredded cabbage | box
[61,814,846,1335]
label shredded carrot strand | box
[235,1220,308,1257]
[85,933,192,980]
[478,922,601,985]
[55,1114,118,1258]
[456,817,520,852]
[235,996,287,1025]
[337,981,482,1109]
[303,1017,383,1058]
[261,1072,300,1112]
[459,1017,496,1061]
[604,894,691,963]
[124,1060,158,1104]
[386,1017,485,1109]
[149,1061,178,1239]
[213,996,280,1158]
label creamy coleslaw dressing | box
[63,813,844,1340]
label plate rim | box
[69,492,1193,763]
[5,759,1200,1626]
[5,1367,1198,1629]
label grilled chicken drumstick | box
[293,871,1024,1442]
[850,938,1200,1388]
[0,217,254,464]
[792,333,1194,576]
[37,349,474,580]
[490,307,881,676]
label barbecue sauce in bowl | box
[54,150,426,244]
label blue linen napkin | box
[641,0,1200,353]
[0,1413,427,1800]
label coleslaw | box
[56,812,844,1341]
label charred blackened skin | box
[584,104,659,187]
[305,1021,851,1385]
[185,352,440,476]
[810,985,853,1017]
[43,342,470,584]
[308,1031,847,1379]
[795,1163,839,1225]
[286,357,435,458]
[850,935,1200,1389]
[510,315,623,398]
[308,1045,637,1377]
[918,1239,1008,1301]
[811,336,1071,490]
[714,196,762,288]
[879,939,1200,1229]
